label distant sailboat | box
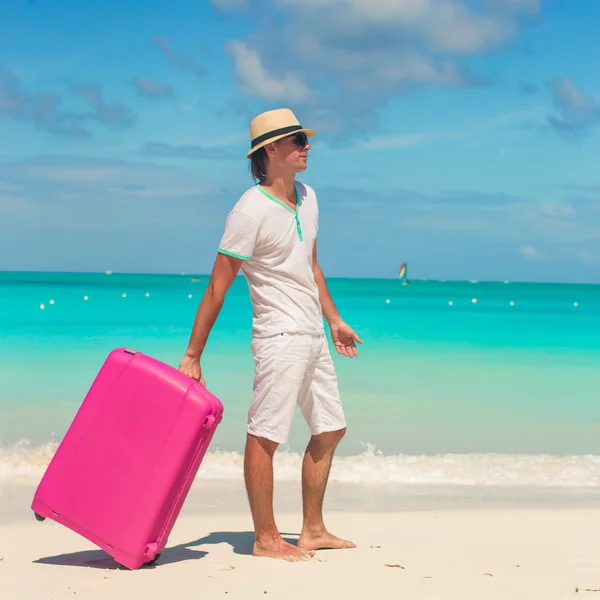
[398,261,410,285]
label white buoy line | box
[375,298,582,309]
[42,292,583,311]
[38,290,218,308]
[39,294,582,308]
[438,300,579,308]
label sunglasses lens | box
[295,133,308,147]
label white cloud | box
[132,77,174,100]
[220,0,543,133]
[0,193,29,212]
[520,245,546,261]
[378,55,476,86]
[535,202,575,218]
[0,157,227,234]
[577,250,600,265]
[551,78,597,115]
[547,77,600,139]
[2,157,215,201]
[349,106,546,151]
[275,0,520,54]
[357,132,429,150]
[404,215,490,231]
[563,183,600,196]
[226,41,310,102]
[486,0,540,12]
[13,165,125,183]
[0,182,22,192]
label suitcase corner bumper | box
[143,542,159,561]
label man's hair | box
[250,147,268,182]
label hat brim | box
[246,128,315,159]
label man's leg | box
[244,433,313,561]
[298,428,356,550]
[297,336,355,551]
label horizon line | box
[0,269,598,287]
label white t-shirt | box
[218,181,324,338]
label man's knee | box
[246,433,279,457]
[312,427,347,449]
[330,427,346,443]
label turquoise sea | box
[1,271,600,487]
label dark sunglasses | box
[285,132,309,147]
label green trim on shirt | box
[257,184,296,213]
[218,248,251,261]
[257,184,304,242]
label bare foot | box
[298,529,357,551]
[253,535,314,562]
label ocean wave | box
[2,440,600,487]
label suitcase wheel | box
[116,553,161,570]
[34,512,46,522]
[145,553,162,566]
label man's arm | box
[312,241,342,325]
[179,252,243,382]
[312,241,362,358]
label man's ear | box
[264,142,277,157]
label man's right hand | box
[178,353,206,387]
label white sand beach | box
[1,484,599,600]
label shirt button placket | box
[295,215,303,241]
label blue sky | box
[1,0,599,282]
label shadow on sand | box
[34,531,300,569]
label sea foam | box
[2,440,600,487]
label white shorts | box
[247,333,347,444]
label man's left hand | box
[329,320,362,358]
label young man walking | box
[178,108,362,562]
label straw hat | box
[246,108,315,158]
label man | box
[178,108,362,562]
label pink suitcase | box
[31,348,223,569]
